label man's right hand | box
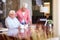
[18,26,21,32]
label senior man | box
[5,10,20,37]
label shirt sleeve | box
[5,18,12,28]
[27,10,32,22]
[16,18,22,26]
[16,10,20,17]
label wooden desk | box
[0,28,8,34]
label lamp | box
[40,4,50,18]
[40,6,49,13]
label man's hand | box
[18,26,20,32]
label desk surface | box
[0,28,8,34]
[0,28,8,32]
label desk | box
[0,28,8,34]
[47,37,59,40]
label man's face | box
[9,13,15,19]
[22,4,28,12]
[22,7,26,12]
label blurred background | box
[1,0,59,40]
[0,0,53,27]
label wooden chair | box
[4,34,20,40]
[0,34,6,40]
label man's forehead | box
[9,10,15,14]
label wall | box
[53,0,60,36]
[58,0,60,36]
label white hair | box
[22,3,28,8]
[9,10,16,14]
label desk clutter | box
[0,19,53,40]
[0,25,54,40]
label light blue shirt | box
[5,16,20,36]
